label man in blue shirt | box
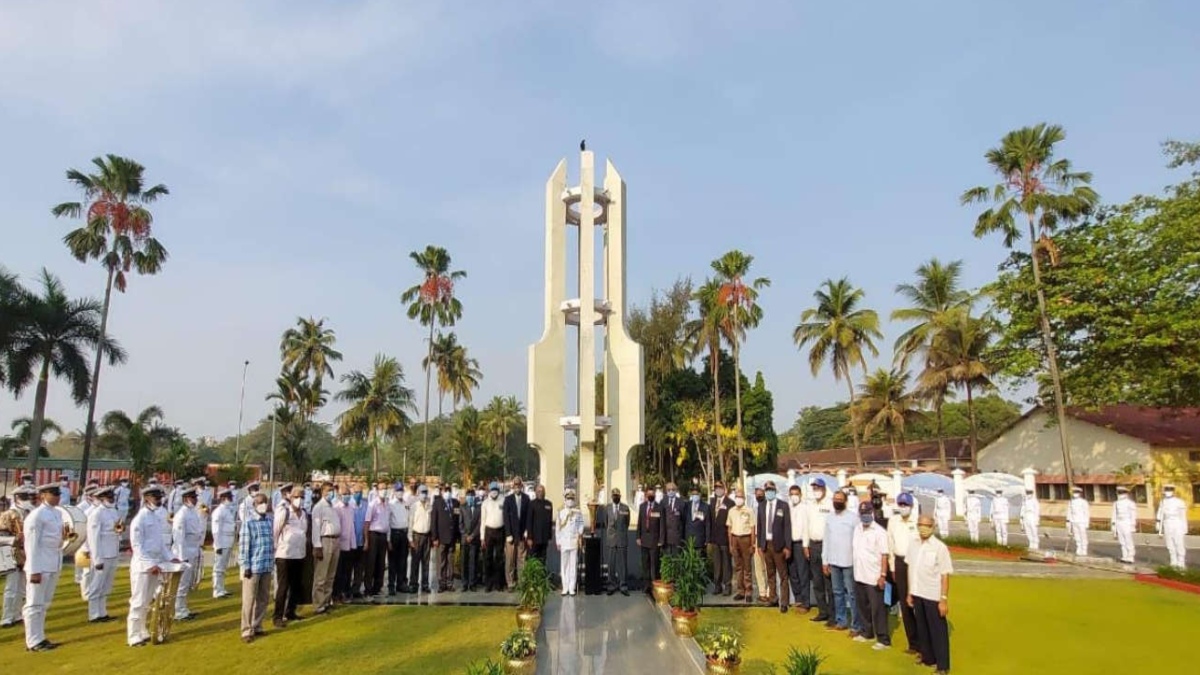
[350,486,368,598]
[238,493,275,643]
[822,490,860,635]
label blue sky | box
[2,0,1198,441]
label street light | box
[234,360,249,463]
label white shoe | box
[872,642,890,651]
[561,590,568,596]
[853,635,869,643]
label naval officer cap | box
[37,482,61,494]
[180,487,198,499]
[13,485,37,498]
[142,485,165,498]
[217,488,234,499]
[246,481,261,491]
[279,483,294,493]
[94,486,115,499]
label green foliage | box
[695,624,742,665]
[668,540,710,613]
[942,535,1026,555]
[1155,566,1200,586]
[659,549,681,585]
[499,629,536,659]
[334,353,416,476]
[778,646,827,675]
[515,556,551,610]
[214,461,256,486]
[463,659,506,675]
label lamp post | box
[234,360,249,463]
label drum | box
[58,504,87,557]
[0,535,16,576]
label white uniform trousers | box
[935,515,950,539]
[1114,524,1135,562]
[212,546,233,597]
[127,569,162,645]
[23,570,59,648]
[1164,523,1187,569]
[1069,523,1088,555]
[560,548,579,595]
[191,553,203,592]
[175,562,196,618]
[75,559,87,585]
[966,517,980,542]
[993,519,1008,546]
[85,558,117,619]
[1022,518,1039,550]
[2,569,25,625]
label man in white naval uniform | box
[1066,487,1091,556]
[127,485,177,647]
[1110,486,1138,564]
[1020,489,1040,551]
[171,487,204,620]
[85,486,121,622]
[990,494,1010,546]
[1156,485,1188,570]
[933,489,952,539]
[210,489,237,598]
[114,478,132,526]
[964,490,982,543]
[23,483,65,652]
[1,485,36,628]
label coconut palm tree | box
[1,417,64,457]
[793,277,882,467]
[922,308,996,469]
[53,154,168,483]
[852,368,923,468]
[482,395,524,478]
[450,406,485,485]
[0,267,24,401]
[335,354,417,477]
[6,269,126,473]
[446,345,482,413]
[401,245,466,476]
[710,251,769,491]
[891,258,971,466]
[280,317,343,390]
[97,406,171,475]
[685,278,732,484]
[961,123,1098,486]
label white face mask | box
[1164,491,1174,498]
[899,506,912,517]
[565,499,575,508]
[734,497,745,507]
[490,491,499,500]
[255,503,269,515]
[789,494,801,505]
[291,497,302,508]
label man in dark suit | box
[708,480,735,595]
[637,487,665,595]
[756,480,792,613]
[683,485,710,551]
[502,478,531,590]
[459,488,481,591]
[595,487,631,595]
[431,484,461,592]
[528,484,554,564]
[662,481,685,556]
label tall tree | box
[685,279,730,485]
[335,354,416,476]
[792,277,882,466]
[891,258,971,466]
[6,270,126,473]
[482,395,524,477]
[280,317,343,391]
[97,406,171,476]
[53,154,168,483]
[450,406,485,485]
[961,124,1098,486]
[711,250,769,491]
[446,343,482,413]
[852,368,923,468]
[401,245,466,477]
[922,308,996,468]
[0,267,23,406]
[1,417,63,458]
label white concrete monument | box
[527,146,644,521]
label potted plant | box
[669,541,710,636]
[500,629,537,674]
[514,557,551,632]
[653,551,679,605]
[696,625,742,675]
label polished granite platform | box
[536,594,699,674]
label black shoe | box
[811,614,830,623]
[780,605,788,614]
[621,588,629,596]
[286,614,303,622]
[28,639,58,652]
[606,588,615,595]
[130,639,150,648]
[387,588,396,596]
[733,594,745,601]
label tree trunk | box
[966,383,978,471]
[935,390,947,467]
[371,428,380,479]
[733,340,745,493]
[422,321,435,478]
[25,356,52,475]
[78,264,116,484]
[1027,217,1074,487]
[711,340,722,488]
[846,376,862,468]
[889,431,899,469]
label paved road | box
[946,521,1196,570]
[536,594,696,674]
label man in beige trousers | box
[311,483,341,614]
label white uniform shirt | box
[59,485,72,507]
[167,487,184,516]
[803,494,833,546]
[852,522,889,585]
[238,494,258,526]
[23,503,64,574]
[908,535,954,601]
[87,503,121,560]
[1067,496,1090,527]
[1156,496,1186,530]
[171,504,204,559]
[991,497,1010,522]
[274,506,308,559]
[555,507,585,550]
[130,506,172,573]
[115,485,131,512]
[846,492,859,513]
[965,494,982,521]
[934,495,953,518]
[789,498,808,543]
[1112,496,1137,527]
[480,496,504,534]
[1020,496,1040,521]
[887,514,919,570]
[211,502,236,550]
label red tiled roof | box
[779,438,971,471]
[1065,405,1200,447]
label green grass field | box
[704,577,1199,674]
[1,573,513,673]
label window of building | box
[1133,485,1148,504]
[1193,483,1200,504]
[1036,484,1052,501]
[1189,451,1200,463]
[1097,485,1118,503]
[1052,484,1071,501]
[1080,485,1096,502]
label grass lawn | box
[704,577,1199,674]
[1,573,513,673]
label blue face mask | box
[326,492,336,503]
[765,490,777,501]
[341,495,351,504]
[466,495,476,506]
[860,514,874,525]
[353,491,362,504]
[690,494,700,503]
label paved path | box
[535,594,696,675]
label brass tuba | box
[147,563,187,644]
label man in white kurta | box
[172,488,204,620]
[1156,485,1188,570]
[1066,487,1090,556]
[964,491,982,543]
[23,484,65,651]
[85,486,121,622]
[1111,487,1138,563]
[990,494,1010,546]
[128,486,176,647]
[1020,490,1040,551]
[555,490,585,596]
[933,490,952,539]
[210,489,237,598]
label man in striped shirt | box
[238,493,275,643]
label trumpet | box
[148,564,186,644]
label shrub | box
[669,540,711,613]
[1156,566,1200,585]
[695,625,741,665]
[779,646,826,675]
[942,535,1026,555]
[659,550,681,585]
[500,629,537,659]
[464,659,505,675]
[516,557,551,610]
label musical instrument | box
[74,547,91,569]
[0,535,16,576]
[57,504,87,557]
[148,561,188,644]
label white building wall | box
[978,410,1153,476]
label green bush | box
[778,646,826,675]
[659,550,681,585]
[1156,566,1200,585]
[515,557,551,610]
[464,659,505,675]
[499,629,537,659]
[669,540,711,613]
[695,625,741,665]
[942,535,1026,555]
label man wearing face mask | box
[239,493,275,643]
[273,488,308,626]
[756,481,792,613]
[171,487,205,621]
[803,479,833,624]
[311,483,342,611]
[662,482,685,556]
[1,485,36,628]
[822,490,859,634]
[990,492,1011,546]
[363,482,392,597]
[350,484,368,597]
[1066,487,1090,556]
[387,482,410,596]
[1020,489,1040,551]
[211,489,237,599]
[408,485,433,593]
[964,490,982,543]
[431,483,461,592]
[684,485,709,552]
[114,478,132,529]
[595,487,630,595]
[128,485,178,647]
[1156,485,1187,570]
[459,488,481,591]
[238,482,261,530]
[708,481,735,595]
[751,486,769,602]
[528,485,555,565]
[637,486,666,596]
[502,479,531,590]
[726,489,755,602]
[787,484,810,613]
[934,489,952,539]
[1110,487,1137,564]
[887,493,920,655]
[480,482,506,592]
[22,483,66,652]
[852,502,891,650]
[907,515,953,674]
[333,486,357,601]
[556,490,585,596]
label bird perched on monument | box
[580,139,586,151]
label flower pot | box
[505,656,536,674]
[652,581,674,605]
[670,608,699,637]
[705,657,741,675]
[515,607,541,632]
